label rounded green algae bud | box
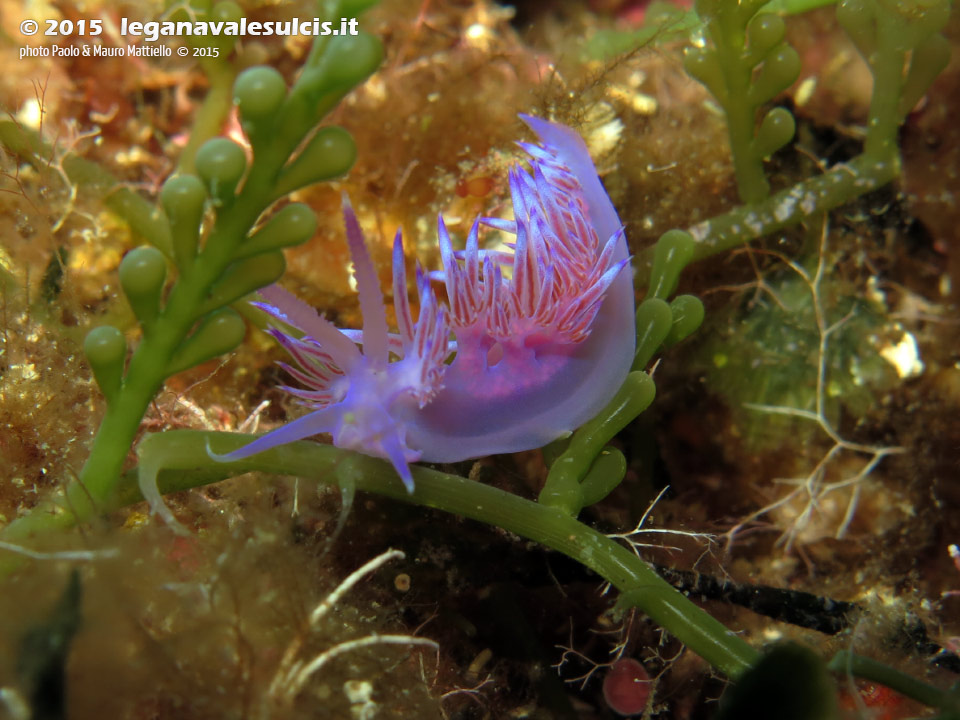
[167,308,246,375]
[211,0,242,23]
[176,0,213,16]
[267,203,316,242]
[237,203,317,258]
[84,325,126,402]
[234,66,287,120]
[274,127,356,196]
[200,250,286,314]
[119,246,167,326]
[195,138,247,202]
[633,298,673,370]
[160,174,207,266]
[755,107,796,159]
[185,0,241,53]
[120,246,166,294]
[161,174,207,216]
[683,47,725,103]
[579,447,628,508]
[746,13,786,61]
[648,229,695,301]
[209,1,243,52]
[84,325,126,368]
[750,44,801,105]
[837,0,877,59]
[323,31,384,87]
[198,308,246,351]
[664,294,705,346]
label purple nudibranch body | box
[212,115,635,491]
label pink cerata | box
[212,115,635,491]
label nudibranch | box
[212,115,635,491]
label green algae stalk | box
[635,0,952,284]
[684,0,800,203]
[0,2,384,553]
[125,430,761,680]
[633,299,674,370]
[539,371,657,515]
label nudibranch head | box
[211,115,635,491]
[209,203,452,492]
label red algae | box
[603,658,652,716]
